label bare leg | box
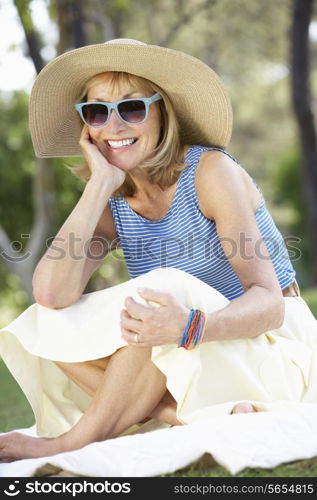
[55,359,256,420]
[0,346,171,462]
[0,353,257,462]
[55,357,182,426]
[148,390,180,426]
[54,357,111,397]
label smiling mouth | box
[106,138,138,149]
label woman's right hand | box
[79,125,126,192]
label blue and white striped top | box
[109,145,296,301]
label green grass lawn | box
[301,288,317,318]
[0,361,34,432]
[1,287,317,476]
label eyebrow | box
[89,92,140,102]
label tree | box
[0,0,55,299]
[0,0,89,300]
[1,0,219,302]
[290,0,317,284]
[1,0,316,311]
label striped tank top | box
[109,145,296,301]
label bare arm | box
[32,125,125,309]
[196,152,285,342]
[32,185,117,308]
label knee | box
[54,360,66,369]
[116,345,153,361]
[54,360,70,375]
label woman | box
[1,39,316,463]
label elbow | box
[32,290,60,309]
[32,274,56,309]
[32,290,80,309]
[32,274,82,309]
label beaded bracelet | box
[178,309,207,350]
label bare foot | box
[231,402,257,414]
[0,432,59,463]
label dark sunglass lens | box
[118,100,146,123]
[82,104,108,126]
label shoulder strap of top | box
[184,145,239,167]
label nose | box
[105,108,126,132]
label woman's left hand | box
[120,287,190,346]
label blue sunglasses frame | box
[75,93,162,128]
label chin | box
[111,159,137,171]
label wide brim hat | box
[29,39,233,158]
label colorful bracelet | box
[178,309,207,350]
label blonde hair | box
[69,71,187,197]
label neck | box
[128,168,165,200]
[127,145,189,200]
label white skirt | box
[0,267,316,438]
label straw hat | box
[29,39,233,158]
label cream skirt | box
[0,267,317,438]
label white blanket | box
[1,404,317,477]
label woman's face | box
[86,74,162,172]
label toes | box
[0,432,23,462]
[231,402,256,414]
[0,452,15,463]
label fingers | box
[120,325,146,347]
[124,296,152,319]
[79,125,96,149]
[120,308,143,334]
[79,125,94,153]
[79,124,90,142]
[137,288,173,306]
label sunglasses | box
[75,93,162,128]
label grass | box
[164,456,317,477]
[1,287,317,476]
[301,287,317,318]
[0,361,34,432]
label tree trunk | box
[14,0,45,73]
[290,0,317,285]
[55,0,88,53]
[0,0,57,300]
